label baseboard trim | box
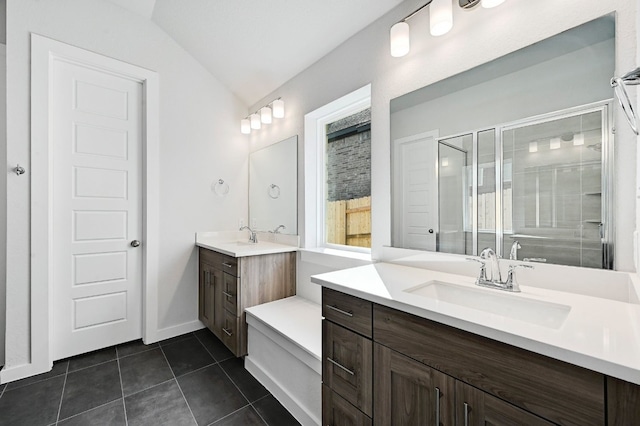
[147,320,204,344]
[1,360,51,384]
[245,356,320,426]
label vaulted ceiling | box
[106,0,405,106]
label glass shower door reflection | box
[438,134,473,255]
[502,109,605,268]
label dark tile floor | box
[0,328,300,426]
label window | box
[325,109,371,248]
[304,84,372,251]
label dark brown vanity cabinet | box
[322,287,640,426]
[322,288,374,424]
[198,247,295,357]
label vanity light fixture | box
[272,99,285,118]
[390,0,507,57]
[240,98,285,134]
[261,106,273,124]
[250,113,261,130]
[430,0,453,36]
[240,118,251,135]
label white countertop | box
[196,231,298,257]
[311,262,640,385]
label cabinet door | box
[455,381,554,426]
[374,343,455,426]
[211,269,225,336]
[323,320,373,417]
[199,264,213,329]
[323,385,372,426]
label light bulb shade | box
[481,0,505,8]
[529,142,538,153]
[573,133,585,146]
[250,113,261,130]
[260,106,272,124]
[430,0,453,36]
[390,22,410,57]
[272,99,285,118]
[240,118,251,134]
[549,137,561,150]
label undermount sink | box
[225,241,257,246]
[404,280,571,329]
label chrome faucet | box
[509,240,521,260]
[269,225,286,234]
[466,247,533,292]
[239,225,258,243]
[480,247,502,283]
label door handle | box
[130,240,141,247]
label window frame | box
[304,84,372,252]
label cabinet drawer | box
[323,320,372,416]
[323,385,371,426]
[199,248,238,276]
[221,310,239,355]
[222,272,238,315]
[322,287,372,338]
[373,304,605,426]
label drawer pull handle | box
[222,262,234,268]
[435,387,441,426]
[223,291,233,298]
[464,402,470,426]
[222,328,233,336]
[325,304,353,317]
[326,357,354,376]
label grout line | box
[54,398,123,424]
[54,359,71,424]
[0,384,6,400]
[158,344,199,426]
[116,345,158,361]
[67,358,118,375]
[116,355,129,426]
[173,361,218,380]
[192,330,236,365]
[217,359,271,426]
[205,403,252,426]
[122,377,175,398]
[157,332,196,348]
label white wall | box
[247,0,638,298]
[4,0,248,373]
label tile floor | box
[0,329,300,426]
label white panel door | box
[52,59,143,360]
[394,135,438,250]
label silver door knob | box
[130,240,141,247]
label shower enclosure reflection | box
[419,103,610,268]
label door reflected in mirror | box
[390,15,614,269]
[249,136,298,234]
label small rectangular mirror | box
[249,135,298,234]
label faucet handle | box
[505,263,533,292]
[466,258,488,282]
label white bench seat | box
[245,296,322,426]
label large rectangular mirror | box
[390,16,614,269]
[249,135,298,234]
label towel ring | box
[268,184,280,199]
[212,179,229,196]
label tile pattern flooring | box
[0,329,300,426]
